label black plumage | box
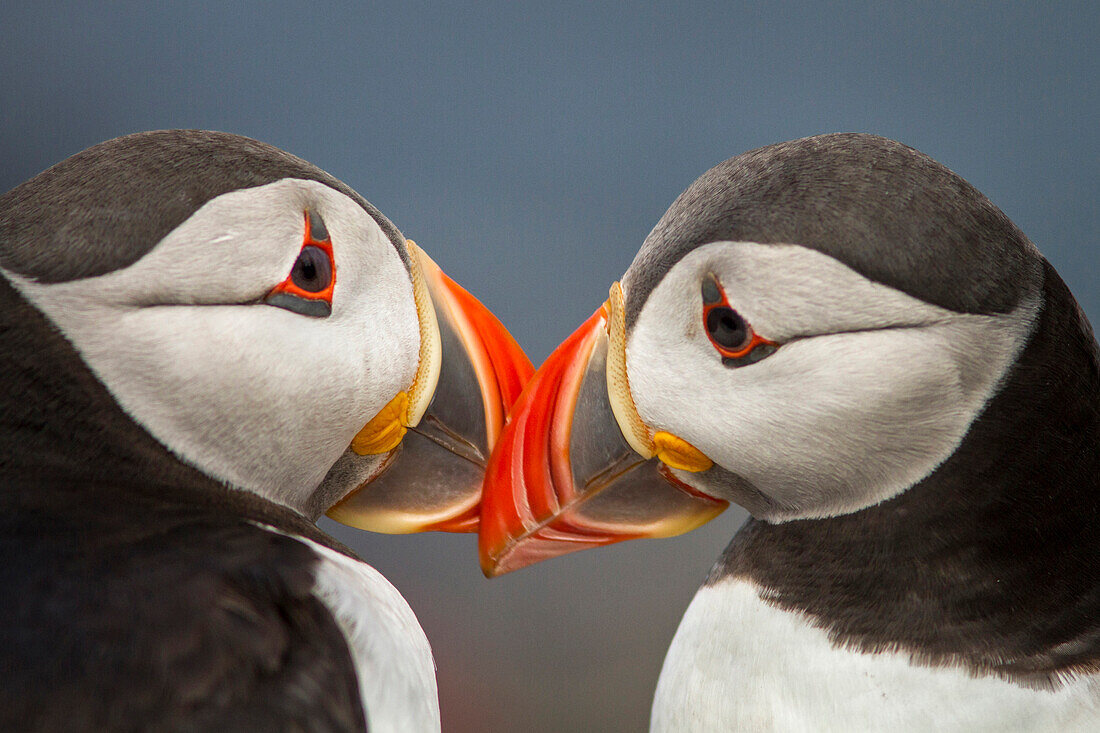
[0,129,407,284]
[0,268,369,731]
[680,208,1100,685]
[626,133,1034,326]
[0,133,411,731]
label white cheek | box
[5,180,421,511]
[626,242,1039,519]
[96,295,417,503]
[637,327,978,515]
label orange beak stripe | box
[479,306,615,571]
[479,303,728,576]
[417,270,534,533]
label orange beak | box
[479,303,727,577]
[327,248,534,534]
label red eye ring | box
[267,210,336,306]
[702,274,778,364]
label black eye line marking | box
[720,343,777,368]
[264,291,332,317]
[307,207,328,242]
[701,275,722,306]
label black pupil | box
[706,306,748,350]
[291,246,331,292]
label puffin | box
[0,130,532,731]
[478,134,1100,730]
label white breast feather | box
[651,579,1100,732]
[289,533,441,732]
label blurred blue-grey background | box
[3,2,1096,730]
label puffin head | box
[1,130,531,531]
[479,133,1047,576]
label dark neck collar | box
[0,274,356,558]
[713,260,1100,684]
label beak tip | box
[478,549,524,578]
[477,544,507,577]
[477,527,508,577]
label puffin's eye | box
[706,306,750,351]
[291,246,333,293]
[702,274,778,367]
[264,209,336,318]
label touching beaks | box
[327,241,534,534]
[478,287,727,577]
